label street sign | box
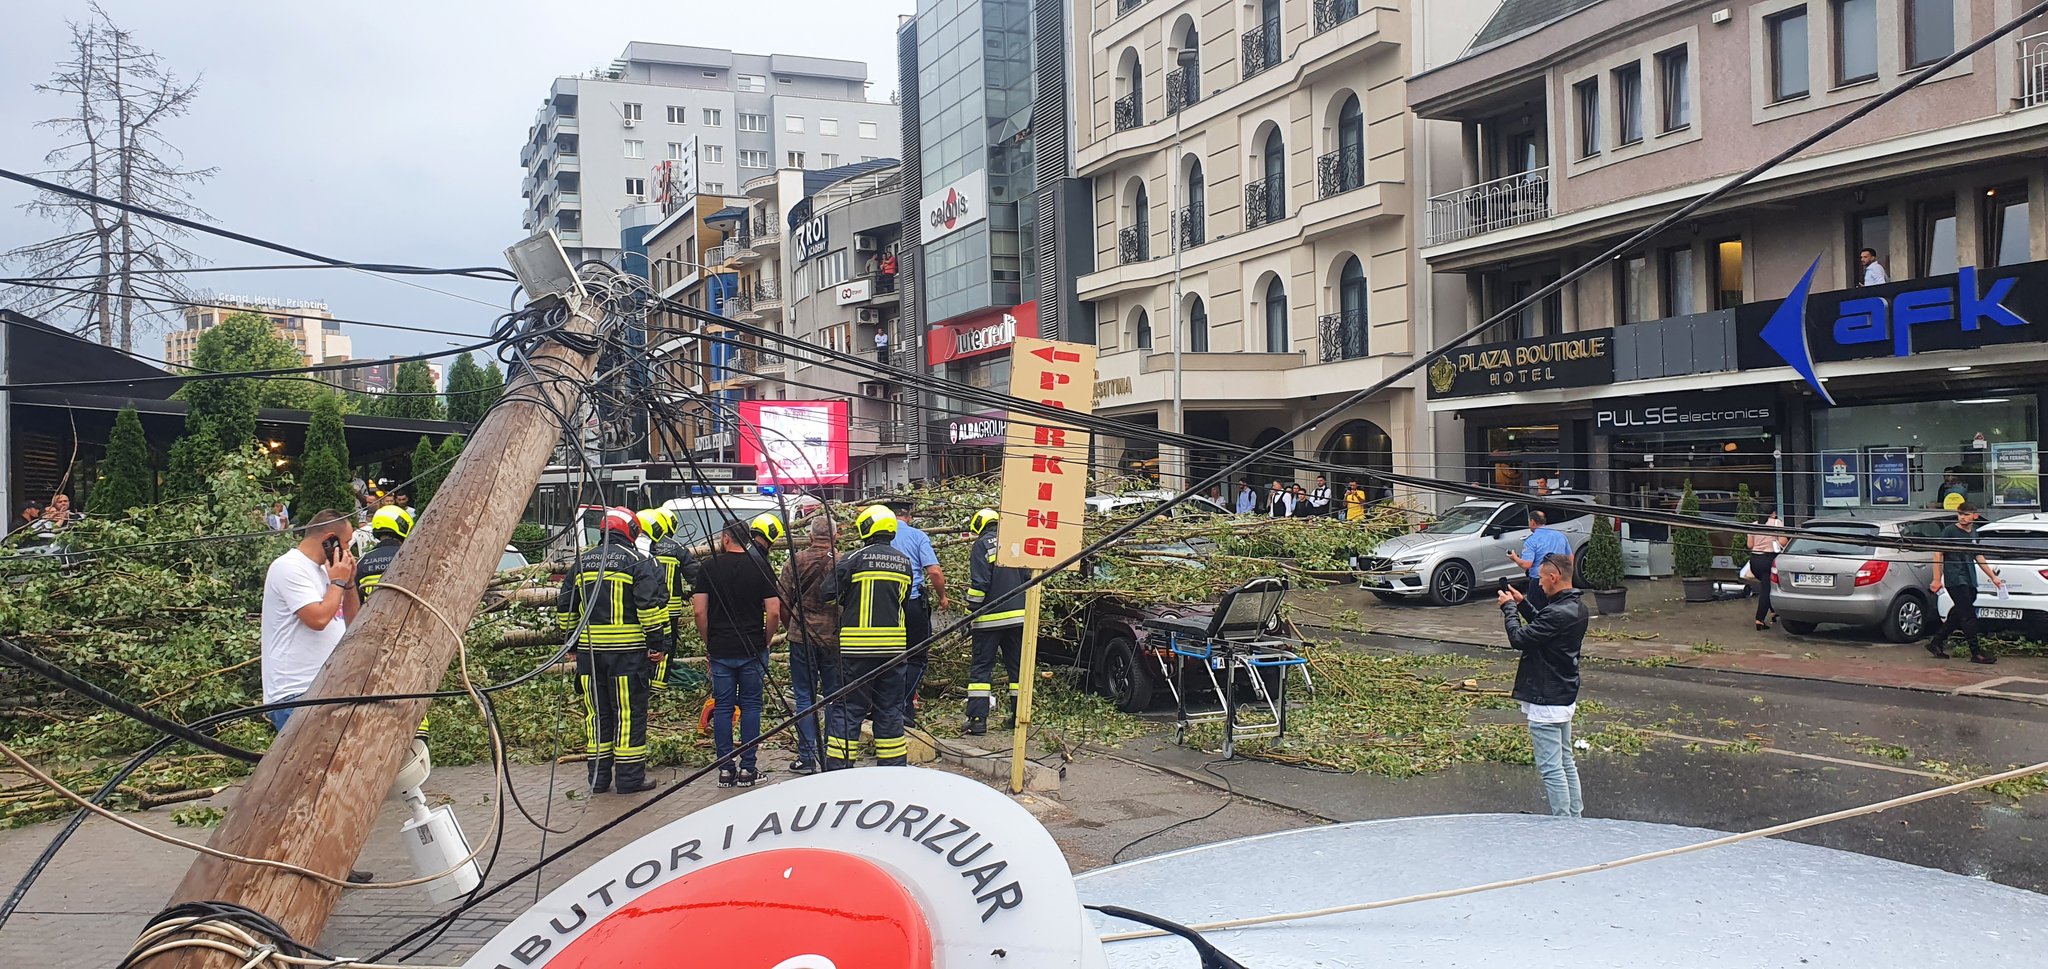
[995,336,1096,571]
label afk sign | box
[1747,258,2044,405]
[997,337,1097,571]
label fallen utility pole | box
[143,301,606,967]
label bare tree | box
[4,3,214,351]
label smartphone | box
[322,535,342,565]
[1497,578,1511,594]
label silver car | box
[1359,496,1596,606]
[1771,510,1948,642]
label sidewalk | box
[1296,579,2048,704]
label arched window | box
[1170,19,1201,113]
[1249,426,1293,485]
[1116,48,1143,130]
[1181,157,1206,249]
[1121,179,1151,264]
[1246,0,1282,76]
[1187,296,1209,352]
[1264,275,1289,352]
[1322,95,1364,197]
[1250,126,1285,228]
[1136,309,1153,350]
[1328,256,1368,360]
[1320,420,1394,501]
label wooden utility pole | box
[1007,581,1044,794]
[145,302,605,967]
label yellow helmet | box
[636,508,675,542]
[748,512,786,547]
[854,504,899,540]
[370,505,414,541]
[968,508,1000,536]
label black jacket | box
[828,538,914,656]
[966,530,1029,629]
[555,533,674,652]
[354,538,403,600]
[1501,588,1586,706]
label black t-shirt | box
[696,549,779,658]
[1940,524,1981,589]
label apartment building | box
[1410,0,2048,524]
[1067,0,1449,494]
[519,43,902,264]
[169,297,350,370]
[639,192,748,461]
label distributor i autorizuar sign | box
[996,337,1097,571]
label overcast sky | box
[0,0,913,364]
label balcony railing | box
[1114,91,1142,131]
[1175,202,1205,250]
[707,240,742,264]
[1118,224,1149,264]
[2022,31,2048,109]
[1245,176,1283,229]
[724,292,753,315]
[1166,66,1199,115]
[753,279,782,302]
[1313,0,1362,34]
[1317,144,1364,198]
[1425,167,1552,246]
[1318,309,1368,363]
[1242,22,1280,79]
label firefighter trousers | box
[965,627,1023,724]
[577,647,651,791]
[827,655,909,768]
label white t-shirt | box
[1521,701,1577,724]
[262,549,344,703]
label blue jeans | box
[1528,720,1584,818]
[710,655,765,771]
[265,693,303,732]
[787,642,840,766]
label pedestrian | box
[556,507,672,794]
[779,515,842,774]
[875,328,890,367]
[748,512,786,558]
[1859,247,1889,286]
[1934,468,1970,510]
[1235,479,1259,515]
[352,506,413,601]
[42,494,72,531]
[826,505,917,768]
[962,509,1026,735]
[1289,484,1313,518]
[1308,476,1332,517]
[1746,513,1783,630]
[1267,480,1288,517]
[640,508,701,694]
[267,501,290,532]
[1928,502,2004,664]
[880,497,945,723]
[695,519,781,787]
[1206,483,1225,507]
[260,510,360,732]
[1345,481,1368,522]
[1507,509,1571,609]
[1499,553,1586,818]
[15,501,45,541]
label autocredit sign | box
[920,169,988,243]
[997,337,1097,571]
[1426,329,1614,399]
[1591,392,1776,436]
[929,301,1039,366]
[458,770,1105,969]
[948,411,1008,445]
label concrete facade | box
[168,298,350,371]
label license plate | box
[1791,573,1834,588]
[1979,607,2024,621]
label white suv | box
[1359,496,1598,606]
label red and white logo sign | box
[918,169,988,243]
[928,301,1039,366]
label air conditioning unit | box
[856,308,882,324]
[861,381,889,398]
[854,233,880,252]
[622,117,638,128]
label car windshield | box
[1784,523,1879,556]
[1977,531,2048,561]
[497,550,529,571]
[1424,505,1497,535]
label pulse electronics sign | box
[1741,258,2046,404]
[919,169,988,243]
[1591,393,1776,436]
[928,301,1039,366]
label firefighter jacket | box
[354,538,403,600]
[556,534,673,653]
[648,536,703,611]
[827,537,914,656]
[966,531,1029,629]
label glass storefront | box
[1608,428,1776,516]
[1811,394,2040,511]
[1483,424,1562,493]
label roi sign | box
[996,337,1097,571]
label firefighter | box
[637,508,700,692]
[963,508,1027,735]
[556,507,672,794]
[824,505,916,768]
[748,512,786,556]
[353,505,431,742]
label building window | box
[1917,198,1958,275]
[623,140,644,159]
[1657,47,1691,131]
[702,108,722,127]
[1906,0,1955,67]
[1851,209,1891,284]
[739,149,770,168]
[624,177,646,198]
[821,152,840,167]
[667,142,687,160]
[702,144,723,163]
[1984,186,2030,267]
[1574,78,1600,158]
[704,181,725,193]
[1136,310,1152,350]
[1618,254,1651,323]
[1833,0,1877,84]
[666,105,687,124]
[787,150,806,168]
[786,116,806,134]
[821,118,840,136]
[1713,238,1745,309]
[739,112,769,132]
[859,121,879,139]
[1188,297,1209,352]
[1264,276,1288,352]
[622,102,643,122]
[1661,246,1697,317]
[1613,63,1643,146]
[1768,8,1811,101]
[738,74,766,93]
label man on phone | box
[260,510,360,732]
[1498,553,1587,818]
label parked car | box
[1934,513,2048,635]
[1771,510,1948,642]
[1045,585,1307,713]
[1083,490,1232,519]
[1358,495,1597,606]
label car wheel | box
[1780,619,1817,635]
[1370,591,1406,604]
[1428,560,1475,606]
[1095,635,1156,713]
[1883,594,1930,643]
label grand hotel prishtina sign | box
[1426,329,1615,400]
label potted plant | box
[1731,484,1758,573]
[1673,480,1715,602]
[1580,514,1628,614]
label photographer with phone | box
[260,509,360,733]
